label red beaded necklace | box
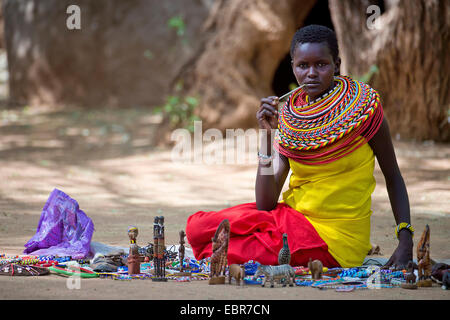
[275,76,383,165]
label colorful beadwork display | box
[276,76,383,164]
[1,251,412,292]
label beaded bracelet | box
[257,151,274,165]
[395,222,414,239]
[313,280,367,290]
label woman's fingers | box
[260,96,279,105]
[257,96,280,130]
[257,110,277,130]
[256,109,272,122]
[259,101,279,116]
[261,104,278,117]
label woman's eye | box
[318,63,327,67]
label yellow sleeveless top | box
[281,138,375,267]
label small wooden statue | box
[179,230,186,272]
[401,261,418,290]
[127,226,141,275]
[177,230,190,276]
[278,233,291,265]
[308,258,323,280]
[228,264,245,286]
[128,226,139,244]
[152,216,167,282]
[417,225,432,287]
[209,219,230,285]
[253,264,295,288]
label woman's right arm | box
[255,96,290,211]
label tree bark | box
[2,0,209,108]
[329,0,449,142]
[182,0,316,131]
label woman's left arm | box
[368,117,413,268]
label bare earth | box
[0,106,449,300]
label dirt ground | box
[0,106,449,300]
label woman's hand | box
[384,231,413,269]
[257,96,279,131]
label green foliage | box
[355,64,379,83]
[168,16,186,37]
[288,83,298,91]
[143,49,154,60]
[153,84,200,132]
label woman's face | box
[291,42,340,101]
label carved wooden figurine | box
[127,226,141,275]
[179,230,186,272]
[152,216,167,281]
[177,230,190,276]
[128,226,139,244]
[278,233,291,265]
[228,264,245,286]
[417,225,432,287]
[209,219,230,285]
[401,261,418,290]
[253,264,295,288]
[308,258,323,280]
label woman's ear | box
[334,57,341,75]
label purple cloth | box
[24,189,95,259]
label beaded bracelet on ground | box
[313,281,368,291]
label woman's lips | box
[305,83,320,88]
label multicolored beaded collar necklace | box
[275,75,383,165]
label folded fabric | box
[186,202,340,267]
[23,189,95,259]
[90,252,127,272]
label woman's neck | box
[306,80,336,102]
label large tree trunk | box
[182,0,316,131]
[329,0,449,142]
[3,0,209,108]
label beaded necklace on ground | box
[275,75,383,165]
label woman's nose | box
[307,66,318,78]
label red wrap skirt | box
[185,202,340,267]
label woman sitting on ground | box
[185,24,413,269]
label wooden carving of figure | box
[179,230,186,272]
[417,225,432,279]
[416,225,433,287]
[127,226,141,275]
[209,219,230,284]
[153,217,160,272]
[401,260,418,289]
[278,233,291,265]
[152,216,167,281]
[406,261,417,284]
[308,258,323,280]
[228,264,245,286]
[128,226,138,245]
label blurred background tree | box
[329,0,449,142]
[2,0,209,109]
[1,0,448,142]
